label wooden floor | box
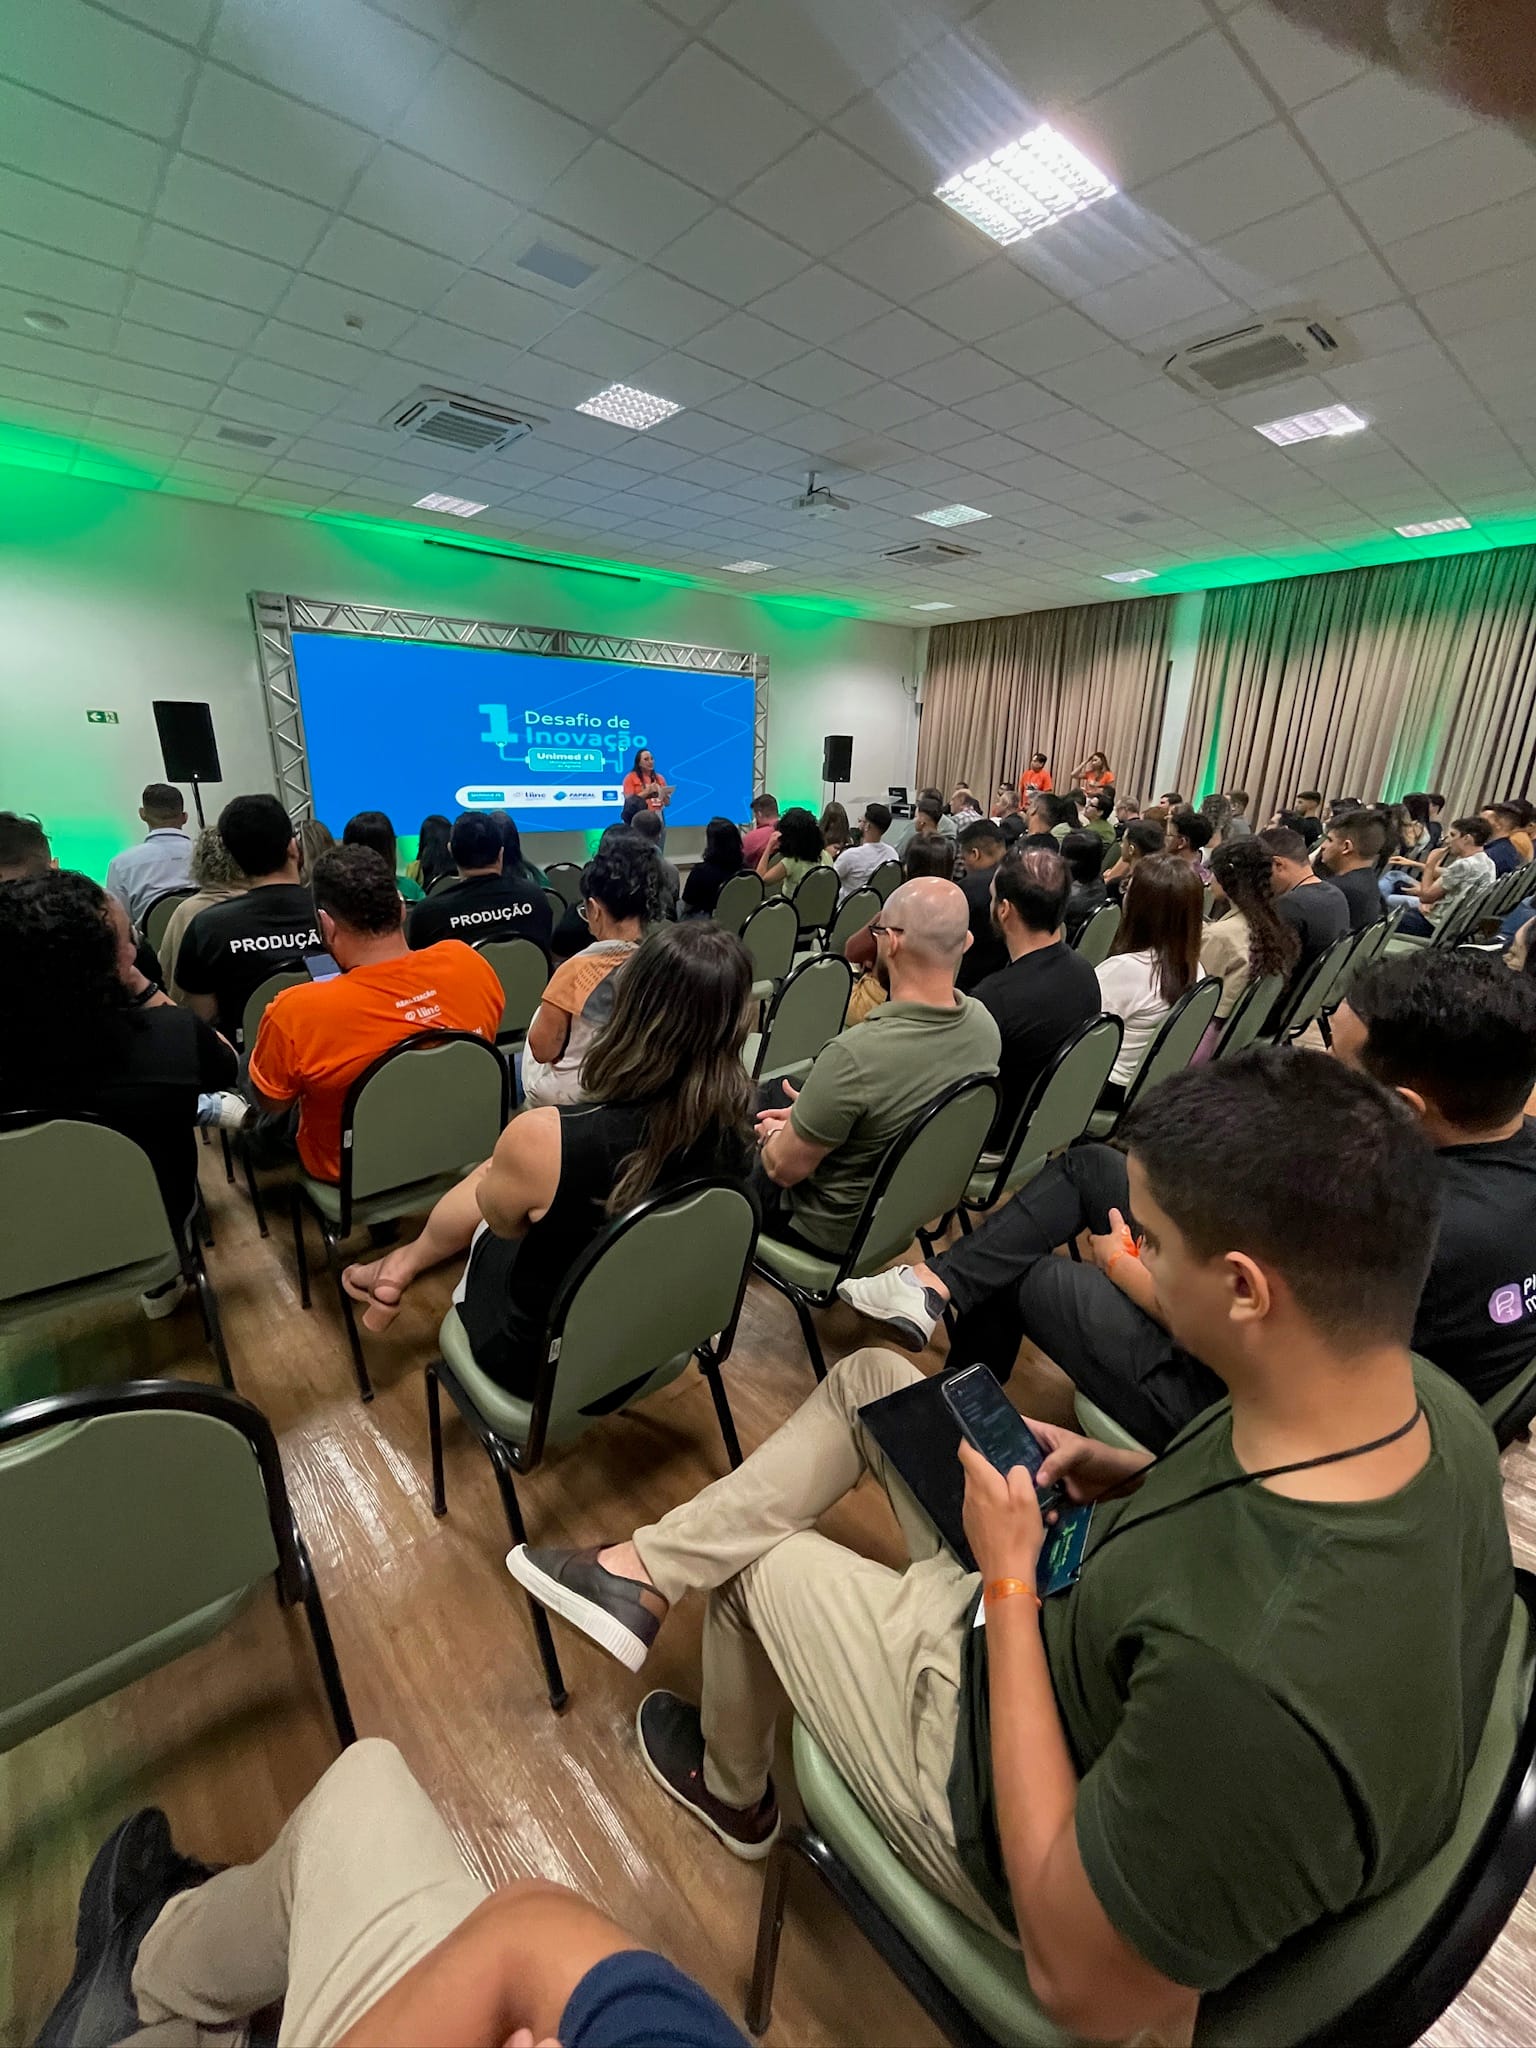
[4,1148,1536,2047]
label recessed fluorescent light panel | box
[1253,404,1367,446]
[935,124,1116,246]
[1102,569,1157,583]
[414,492,487,516]
[576,382,682,430]
[911,601,956,610]
[1395,516,1471,537]
[720,559,774,573]
[915,504,990,527]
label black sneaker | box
[506,1544,669,1674]
[636,1689,780,1862]
[33,1808,215,2048]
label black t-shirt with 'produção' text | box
[406,872,553,954]
[174,883,321,1044]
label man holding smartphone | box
[509,1051,1510,2043]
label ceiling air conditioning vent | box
[215,424,277,448]
[881,540,978,569]
[1163,310,1358,398]
[384,386,544,454]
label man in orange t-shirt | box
[1019,752,1053,797]
[247,844,504,1182]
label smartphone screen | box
[942,1364,1050,1482]
[303,950,341,981]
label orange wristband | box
[984,1577,1040,1612]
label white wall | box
[0,471,919,878]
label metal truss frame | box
[251,592,769,822]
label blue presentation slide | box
[291,632,756,836]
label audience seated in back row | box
[1103,817,1164,902]
[1260,825,1350,973]
[681,816,744,918]
[628,805,680,918]
[174,795,323,1044]
[740,793,779,870]
[154,825,247,1007]
[1164,805,1214,884]
[1058,829,1107,936]
[104,782,193,925]
[1316,808,1388,931]
[1093,855,1204,1106]
[512,1049,1512,2044]
[831,802,900,905]
[955,817,1008,991]
[754,804,827,897]
[342,809,424,901]
[405,810,553,954]
[1199,837,1300,1021]
[520,839,651,1110]
[1395,814,1496,938]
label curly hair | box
[1210,837,1300,983]
[0,871,127,1098]
[189,824,245,889]
[582,836,656,925]
[776,806,825,863]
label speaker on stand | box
[152,700,222,828]
[822,733,852,813]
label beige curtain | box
[917,596,1171,801]
[1175,546,1536,823]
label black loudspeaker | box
[822,733,853,783]
[153,700,222,784]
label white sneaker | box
[202,1090,250,1132]
[139,1276,192,1321]
[836,1266,941,1350]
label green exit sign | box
[86,709,119,724]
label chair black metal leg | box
[790,1293,827,1381]
[194,1260,236,1391]
[425,1363,447,1515]
[241,1146,270,1238]
[290,1192,311,1309]
[700,1357,744,1469]
[219,1128,235,1184]
[295,1539,357,1749]
[489,1450,567,1713]
[325,1230,374,1402]
[916,1226,937,1262]
[747,1833,795,2035]
[956,1206,974,1236]
[196,1193,215,1249]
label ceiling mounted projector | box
[787,470,852,517]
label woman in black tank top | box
[342,921,755,1393]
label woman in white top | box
[1200,837,1300,1020]
[1095,854,1204,1098]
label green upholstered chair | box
[1212,971,1286,1059]
[1483,1353,1536,1450]
[750,1571,1536,2048]
[1072,1390,1149,1455]
[1268,932,1359,1040]
[870,860,904,904]
[545,861,584,908]
[754,1076,998,1381]
[1387,880,1502,957]
[789,862,839,944]
[713,872,764,937]
[424,1178,758,1712]
[824,887,881,958]
[1069,901,1120,967]
[1086,977,1223,1141]
[740,896,800,1002]
[0,1116,233,1392]
[0,1377,354,1754]
[541,885,565,925]
[473,936,550,1050]
[291,1032,508,1402]
[221,967,308,1236]
[142,886,197,958]
[744,954,852,1085]
[962,1016,1124,1220]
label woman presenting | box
[621,746,674,817]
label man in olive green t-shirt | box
[509,1051,1512,2043]
[750,874,1000,1253]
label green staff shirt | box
[948,1359,1512,1990]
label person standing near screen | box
[621,748,674,819]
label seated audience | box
[1426,791,1448,848]
[408,811,454,892]
[406,810,554,953]
[1081,791,1116,846]
[520,840,650,1108]
[992,784,1022,822]
[296,816,335,884]
[1164,805,1214,882]
[1095,856,1204,1100]
[1262,825,1350,973]
[956,817,1008,992]
[818,799,851,860]
[514,1051,1511,2045]
[950,785,982,828]
[1384,795,1436,894]
[341,922,752,1375]
[1198,792,1233,848]
[755,805,828,896]
[0,809,54,881]
[846,835,980,1003]
[494,811,549,890]
[1157,790,1184,809]
[832,802,900,904]
[1027,792,1076,845]
[968,848,1100,1144]
[885,790,950,858]
[344,808,424,900]
[1396,815,1496,937]
[1058,830,1107,936]
[39,1740,749,2048]
[1223,790,1253,838]
[629,804,680,918]
[1019,752,1052,794]
[161,826,248,1007]
[1481,801,1525,876]
[682,816,745,918]
[750,878,999,1254]
[1104,818,1164,901]
[175,796,322,1044]
[1506,799,1534,862]
[245,846,502,1182]
[741,793,780,869]
[1293,787,1325,831]
[1112,795,1141,836]
[105,783,193,924]
[0,871,237,1243]
[1317,808,1389,930]
[1200,837,1299,1019]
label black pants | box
[935,1143,1222,1452]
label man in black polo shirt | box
[955,817,1007,991]
[174,795,320,1045]
[1262,825,1349,973]
[1317,807,1387,931]
[406,811,553,953]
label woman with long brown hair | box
[1201,837,1300,1018]
[1096,854,1203,1095]
[341,920,754,1391]
[818,799,851,860]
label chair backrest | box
[985,1015,1124,1198]
[240,968,307,1054]
[845,1076,998,1278]
[342,1032,508,1214]
[1482,1352,1536,1450]
[753,954,853,1079]
[790,861,838,935]
[541,885,565,924]
[1435,879,1500,947]
[713,871,763,936]
[1071,900,1121,966]
[1273,931,1356,1041]
[740,897,799,988]
[870,859,904,903]
[1117,976,1223,1114]
[142,887,197,956]
[0,1119,176,1302]
[826,887,880,956]
[530,1180,758,1452]
[545,861,584,908]
[1336,916,1391,995]
[473,936,549,1041]
[0,1379,295,1753]
[1214,971,1286,1059]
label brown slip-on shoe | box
[506,1544,668,1673]
[636,1689,780,1861]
